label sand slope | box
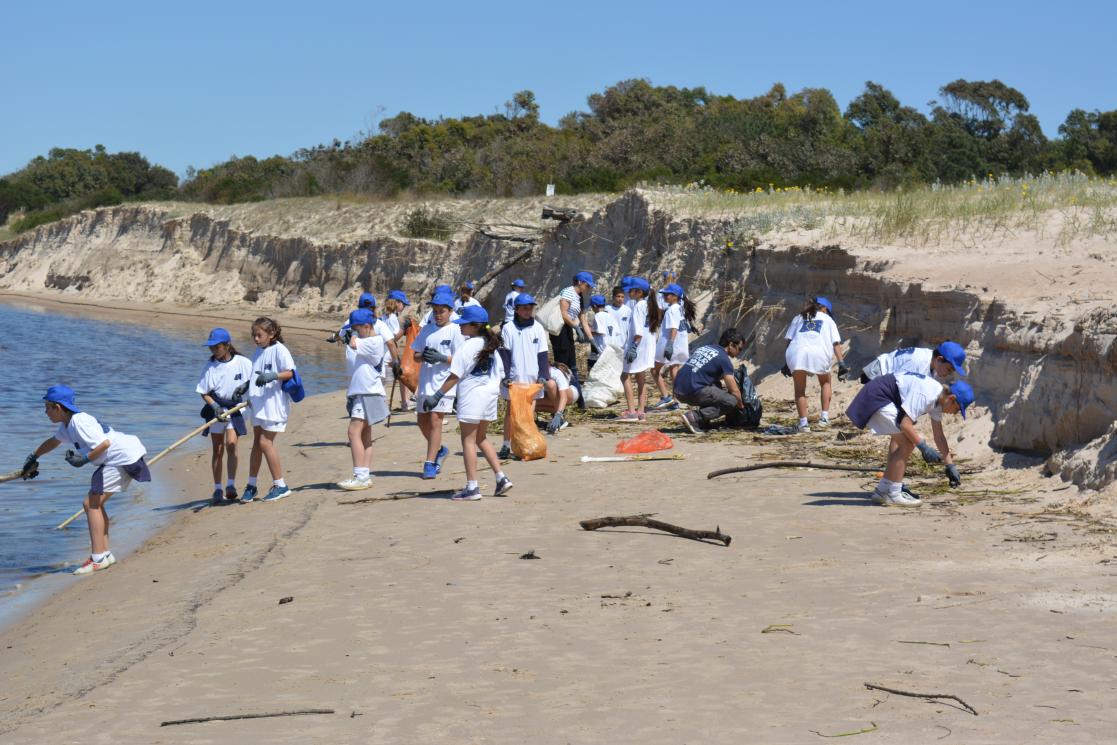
[2,390,1115,743]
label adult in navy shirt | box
[674,329,748,433]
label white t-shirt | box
[656,303,690,361]
[501,319,548,382]
[449,335,505,405]
[876,347,935,378]
[55,412,146,467]
[503,290,520,322]
[625,298,657,372]
[195,354,253,401]
[411,321,465,398]
[559,286,582,322]
[784,312,841,350]
[346,335,387,396]
[590,310,608,353]
[551,366,571,391]
[607,303,632,349]
[383,313,401,337]
[897,372,944,422]
[249,342,297,423]
[453,296,482,312]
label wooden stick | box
[161,708,335,727]
[581,454,685,463]
[385,376,399,428]
[707,460,878,480]
[864,682,978,716]
[55,402,250,530]
[0,469,30,484]
[580,514,731,546]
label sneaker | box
[616,410,640,422]
[421,461,438,480]
[797,423,811,433]
[558,416,570,431]
[497,444,512,460]
[210,488,224,505]
[870,488,889,505]
[73,552,116,575]
[636,412,647,422]
[241,484,258,503]
[451,486,483,501]
[661,401,680,412]
[338,476,372,491]
[262,485,292,502]
[494,476,514,496]
[901,484,921,501]
[224,485,239,502]
[873,489,921,507]
[434,445,449,472]
[680,410,706,435]
[817,416,830,428]
[651,396,674,411]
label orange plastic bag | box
[400,319,421,392]
[508,383,547,461]
[615,429,674,455]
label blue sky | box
[2,0,1114,177]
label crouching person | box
[846,371,974,507]
[674,329,760,434]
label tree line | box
[3,79,1116,230]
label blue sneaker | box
[210,488,224,505]
[262,485,292,502]
[422,461,438,480]
[241,484,258,502]
[434,445,449,473]
[451,485,482,501]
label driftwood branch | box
[580,514,731,546]
[864,682,978,716]
[473,244,537,293]
[707,460,879,480]
[161,708,335,727]
[0,468,32,484]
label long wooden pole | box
[55,402,250,530]
[0,469,27,484]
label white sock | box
[226,479,235,488]
[467,480,478,490]
[92,550,110,562]
[502,440,510,448]
[877,477,893,494]
[274,479,287,489]
[214,482,222,491]
[888,480,903,497]
[247,476,258,487]
[495,471,506,481]
[355,467,370,479]
[820,411,829,422]
[799,417,809,427]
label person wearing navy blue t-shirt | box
[674,329,749,433]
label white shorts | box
[208,421,238,436]
[348,394,389,424]
[867,404,902,436]
[254,419,287,433]
[786,344,833,375]
[457,394,499,424]
[418,395,455,415]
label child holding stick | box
[196,328,253,504]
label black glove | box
[664,342,674,361]
[501,377,512,390]
[325,334,339,343]
[255,371,279,386]
[422,348,449,365]
[945,463,962,487]
[916,440,943,464]
[64,450,89,468]
[780,364,792,378]
[402,317,413,331]
[232,381,250,400]
[341,329,353,345]
[421,390,445,412]
[625,342,638,364]
[590,341,603,356]
[392,361,403,378]
[214,406,230,422]
[574,326,588,343]
[837,362,850,381]
[21,453,39,480]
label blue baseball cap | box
[429,290,455,307]
[511,279,525,288]
[589,294,607,307]
[349,308,376,327]
[620,275,635,291]
[949,380,975,419]
[433,284,452,294]
[462,280,475,290]
[659,283,684,298]
[514,293,537,306]
[453,305,489,325]
[935,341,968,376]
[387,289,410,306]
[815,296,833,313]
[628,277,651,294]
[574,271,595,288]
[358,292,376,308]
[43,384,80,413]
[203,327,232,346]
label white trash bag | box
[583,345,625,408]
[537,295,566,336]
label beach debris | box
[808,721,878,738]
[161,709,335,727]
[762,624,800,635]
[615,429,673,454]
[707,460,881,479]
[519,550,540,560]
[581,453,686,463]
[278,596,294,605]
[864,682,978,716]
[579,514,731,547]
[453,536,465,543]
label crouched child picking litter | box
[421,306,513,500]
[846,371,975,507]
[21,385,150,574]
[338,308,389,491]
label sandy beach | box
[1,297,1115,744]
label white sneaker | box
[73,552,116,575]
[817,417,830,428]
[875,489,921,507]
[797,423,811,433]
[338,476,372,491]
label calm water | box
[0,302,348,627]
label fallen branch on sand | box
[707,460,878,480]
[864,682,978,716]
[809,721,878,738]
[579,515,731,546]
[161,709,335,727]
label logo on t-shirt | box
[234,373,243,380]
[799,319,824,333]
[264,364,273,370]
[895,347,915,356]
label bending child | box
[781,296,848,432]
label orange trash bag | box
[399,319,421,392]
[508,383,547,461]
[615,429,674,455]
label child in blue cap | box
[337,308,389,491]
[846,372,975,506]
[196,328,253,503]
[497,293,550,458]
[587,294,609,370]
[860,341,970,481]
[453,281,482,313]
[412,289,465,479]
[551,271,595,392]
[244,317,298,502]
[384,290,414,411]
[23,385,150,574]
[651,283,695,411]
[781,296,848,432]
[504,279,525,324]
[618,277,661,422]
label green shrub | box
[403,206,453,240]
